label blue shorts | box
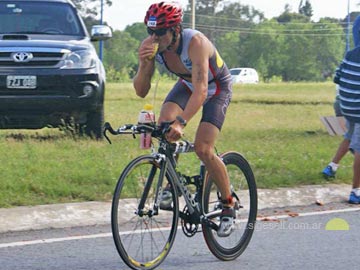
[163,79,232,130]
[344,120,360,154]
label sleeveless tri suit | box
[155,28,232,130]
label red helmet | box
[144,2,183,29]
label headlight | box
[60,50,96,69]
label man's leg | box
[350,123,360,189]
[157,101,183,210]
[158,80,190,124]
[352,151,360,189]
[194,122,232,204]
[348,122,360,204]
[158,102,182,123]
[194,122,235,237]
[323,138,350,179]
[332,139,350,164]
[160,106,232,201]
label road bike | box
[104,121,257,270]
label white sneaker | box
[159,190,173,210]
[217,207,235,237]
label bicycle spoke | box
[111,156,178,270]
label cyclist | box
[133,1,234,237]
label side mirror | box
[91,25,112,41]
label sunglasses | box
[147,27,169,37]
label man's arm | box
[166,33,213,142]
[181,34,212,122]
[133,37,157,98]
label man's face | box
[147,27,173,52]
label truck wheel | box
[84,106,104,139]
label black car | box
[0,0,112,138]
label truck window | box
[0,1,84,36]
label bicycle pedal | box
[234,201,243,210]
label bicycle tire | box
[202,151,257,260]
[111,155,179,270]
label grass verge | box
[0,81,352,208]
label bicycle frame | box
[104,122,223,231]
[106,121,258,268]
[149,140,222,232]
[140,139,203,217]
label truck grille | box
[0,49,67,68]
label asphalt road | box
[0,203,359,270]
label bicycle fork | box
[135,154,166,217]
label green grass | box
[0,81,353,208]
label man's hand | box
[133,37,156,98]
[139,37,157,62]
[166,122,184,142]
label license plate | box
[6,75,37,89]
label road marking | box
[0,233,112,249]
[0,207,359,249]
[257,206,360,221]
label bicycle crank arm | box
[201,217,219,231]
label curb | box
[0,184,351,233]
[0,202,111,233]
[257,183,349,209]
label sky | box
[103,0,360,31]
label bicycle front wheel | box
[111,155,179,270]
[202,151,257,260]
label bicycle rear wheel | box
[111,155,179,270]
[202,151,257,260]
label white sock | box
[352,188,360,197]
[329,162,339,171]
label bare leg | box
[158,102,182,123]
[194,122,232,205]
[158,103,232,205]
[332,139,350,164]
[353,151,360,189]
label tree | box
[241,17,344,82]
[216,3,264,25]
[216,32,241,68]
[99,0,347,82]
[312,19,344,79]
[103,30,139,81]
[72,0,112,19]
[281,22,317,81]
[241,20,287,81]
[194,0,222,14]
[71,1,113,38]
[298,0,313,19]
[124,23,148,42]
[183,0,264,45]
[277,10,309,23]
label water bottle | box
[138,104,155,149]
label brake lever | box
[103,122,112,144]
[131,125,137,139]
[104,130,112,144]
[161,120,175,136]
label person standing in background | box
[321,15,360,179]
[334,48,360,204]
